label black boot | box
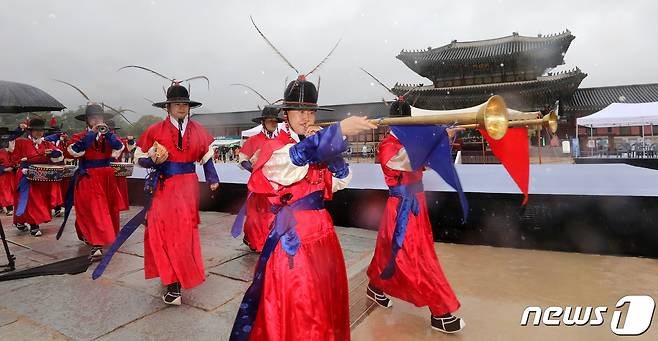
[431,313,465,334]
[89,246,103,259]
[366,283,393,308]
[163,282,182,305]
[243,237,256,252]
[5,205,13,216]
[29,224,42,237]
[53,206,63,217]
[15,223,27,231]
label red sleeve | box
[246,138,290,195]
[240,135,258,158]
[63,132,85,159]
[136,124,155,152]
[377,134,403,166]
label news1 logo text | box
[520,295,655,336]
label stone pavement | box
[0,207,377,341]
[1,208,658,340]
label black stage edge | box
[128,179,658,259]
[575,157,658,170]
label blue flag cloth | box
[390,125,468,221]
[229,191,324,341]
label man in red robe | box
[132,82,220,305]
[230,76,376,341]
[0,125,25,216]
[365,101,465,333]
[62,104,126,257]
[44,126,69,217]
[233,105,285,252]
[12,118,64,236]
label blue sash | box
[230,191,325,341]
[230,192,253,238]
[92,161,196,279]
[56,159,112,239]
[380,182,424,279]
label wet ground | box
[0,207,656,340]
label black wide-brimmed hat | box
[75,103,116,121]
[153,83,202,109]
[252,105,283,123]
[106,120,121,131]
[389,98,411,117]
[275,76,333,112]
[26,117,54,131]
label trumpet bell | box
[477,95,508,140]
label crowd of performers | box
[1,73,467,338]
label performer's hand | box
[20,157,27,162]
[339,116,377,137]
[19,123,27,130]
[305,126,322,136]
[3,167,12,173]
[209,183,220,191]
[149,143,169,165]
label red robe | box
[136,119,214,289]
[0,149,15,207]
[53,139,68,207]
[366,134,460,316]
[239,131,288,252]
[12,137,63,225]
[66,132,125,245]
[246,133,350,341]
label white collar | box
[29,135,43,146]
[262,126,280,139]
[169,115,189,135]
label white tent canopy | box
[577,102,658,128]
[240,125,262,138]
[240,122,287,138]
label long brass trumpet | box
[319,95,509,139]
[317,96,558,140]
[507,110,558,133]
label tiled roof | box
[563,83,658,113]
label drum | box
[63,165,76,178]
[110,162,134,177]
[26,164,65,182]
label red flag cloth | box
[480,127,529,205]
[50,115,57,128]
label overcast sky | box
[1,0,657,119]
